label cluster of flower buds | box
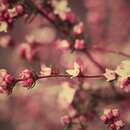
[19,69,37,89]
[0,69,15,94]
[0,65,52,94]
[100,108,125,130]
[0,0,24,32]
[41,0,86,52]
[61,106,87,130]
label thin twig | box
[92,47,130,58]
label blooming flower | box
[116,60,130,78]
[103,68,116,81]
[40,64,52,76]
[52,0,71,20]
[66,62,80,78]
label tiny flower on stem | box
[66,62,81,78]
[103,68,116,82]
[40,64,52,76]
[73,22,84,35]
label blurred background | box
[0,0,130,130]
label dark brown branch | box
[16,74,104,82]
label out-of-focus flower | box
[115,60,130,92]
[18,43,37,62]
[68,106,78,118]
[0,2,24,32]
[8,8,18,18]
[0,35,12,48]
[53,0,71,20]
[32,27,56,44]
[66,62,80,78]
[25,34,35,44]
[19,69,37,88]
[40,64,52,76]
[66,11,76,23]
[113,120,125,130]
[118,77,130,92]
[0,2,7,12]
[0,69,15,94]
[103,68,116,81]
[116,60,130,78]
[61,115,71,126]
[73,22,84,35]
[100,108,124,130]
[0,21,8,32]
[16,4,24,15]
[56,39,70,49]
[74,39,86,50]
[58,82,77,108]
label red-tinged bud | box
[74,39,86,50]
[0,69,15,95]
[16,4,24,15]
[19,69,37,88]
[4,74,15,84]
[66,11,76,24]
